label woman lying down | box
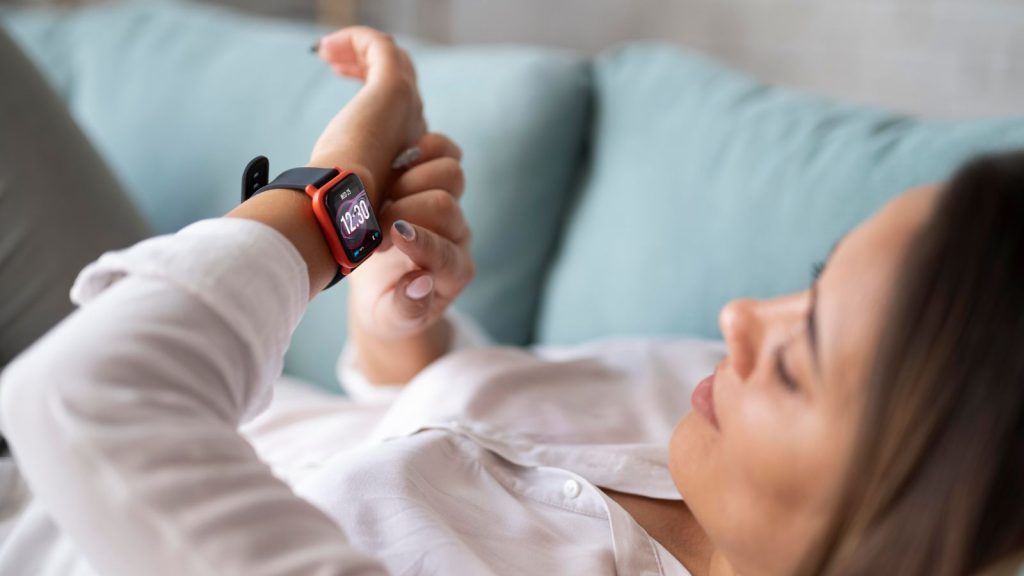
[2,27,1022,576]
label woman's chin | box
[668,413,716,498]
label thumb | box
[387,271,435,327]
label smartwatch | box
[241,156,383,289]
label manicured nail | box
[394,220,416,241]
[405,275,433,300]
[309,39,321,54]
[391,146,422,170]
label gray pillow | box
[0,27,148,371]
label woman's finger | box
[413,133,463,163]
[392,133,463,171]
[386,269,436,328]
[315,27,411,85]
[380,189,470,244]
[390,157,465,200]
[390,220,475,293]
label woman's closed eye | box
[774,343,800,392]
[774,259,827,393]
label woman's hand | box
[310,27,427,205]
[230,26,470,382]
[228,26,427,297]
[347,133,474,383]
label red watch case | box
[304,168,383,274]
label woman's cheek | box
[726,388,808,493]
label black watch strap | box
[241,156,338,201]
[241,156,346,290]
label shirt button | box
[562,479,582,499]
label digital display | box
[325,175,382,263]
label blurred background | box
[5,0,1023,117]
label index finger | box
[415,133,463,163]
[391,221,475,294]
[394,133,463,171]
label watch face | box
[324,174,382,264]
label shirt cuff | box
[69,218,309,421]
[336,308,492,404]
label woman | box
[1,27,1021,576]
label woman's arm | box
[232,145,473,386]
[229,186,345,299]
[0,26,467,574]
[1,219,388,576]
[230,141,473,386]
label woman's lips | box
[691,371,720,430]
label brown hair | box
[807,151,1024,575]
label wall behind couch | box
[359,0,1024,119]
[15,0,1023,117]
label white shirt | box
[0,219,726,576]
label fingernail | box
[393,220,416,241]
[391,146,422,170]
[405,275,434,300]
[309,39,321,54]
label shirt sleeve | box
[336,308,492,404]
[0,218,388,576]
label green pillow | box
[3,2,591,389]
[537,44,1024,345]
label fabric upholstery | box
[537,44,1024,345]
[0,26,148,372]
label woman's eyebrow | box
[809,235,846,376]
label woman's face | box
[669,186,940,575]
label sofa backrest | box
[535,44,1024,346]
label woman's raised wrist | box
[226,188,337,299]
[227,155,387,300]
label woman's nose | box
[719,298,762,380]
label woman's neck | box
[603,489,733,576]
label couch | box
[3,1,1024,391]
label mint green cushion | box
[3,2,590,389]
[537,44,1024,345]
